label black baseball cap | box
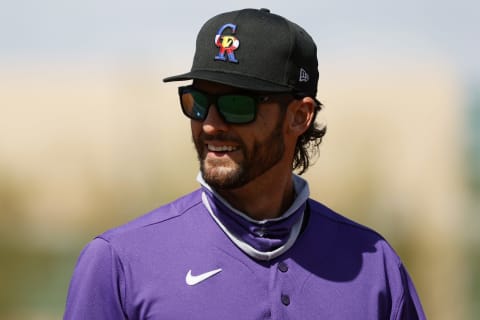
[163,8,319,101]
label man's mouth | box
[207,144,238,153]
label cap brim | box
[163,70,292,93]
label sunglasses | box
[178,85,293,124]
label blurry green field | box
[1,64,479,319]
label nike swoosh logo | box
[185,268,223,286]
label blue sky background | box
[1,0,479,82]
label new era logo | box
[299,68,309,82]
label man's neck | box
[216,171,295,220]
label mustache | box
[199,132,243,144]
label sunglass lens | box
[181,90,208,120]
[180,87,257,124]
[218,95,256,124]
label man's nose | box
[202,104,228,134]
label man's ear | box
[286,97,316,136]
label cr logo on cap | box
[214,23,240,63]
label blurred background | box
[0,0,479,319]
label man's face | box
[190,80,288,190]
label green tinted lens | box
[182,90,208,120]
[217,95,256,123]
[180,87,258,124]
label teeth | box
[207,144,237,152]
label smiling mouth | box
[207,144,238,153]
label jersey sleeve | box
[392,264,427,320]
[64,237,126,320]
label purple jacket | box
[64,188,426,319]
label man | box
[64,8,426,319]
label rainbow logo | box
[214,23,240,63]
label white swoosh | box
[185,268,223,286]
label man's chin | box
[201,166,246,190]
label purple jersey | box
[64,183,425,319]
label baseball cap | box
[163,8,319,100]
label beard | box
[193,120,285,190]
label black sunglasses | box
[178,85,294,124]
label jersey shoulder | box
[98,189,203,242]
[306,198,400,262]
[308,198,387,240]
